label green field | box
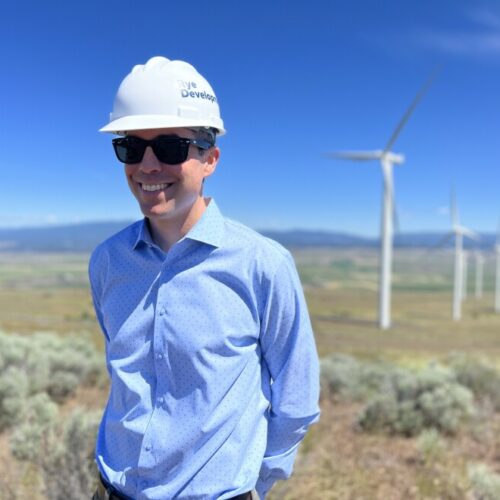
[293,248,500,361]
[0,252,102,347]
[1,248,498,359]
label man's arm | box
[256,251,320,498]
[88,250,109,340]
[88,249,112,376]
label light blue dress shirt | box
[89,199,320,500]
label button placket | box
[154,301,166,408]
[153,259,174,414]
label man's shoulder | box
[223,217,292,266]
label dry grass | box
[309,287,500,361]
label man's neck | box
[147,197,209,252]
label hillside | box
[0,222,495,252]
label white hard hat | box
[100,56,225,135]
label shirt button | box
[158,308,165,316]
[157,353,163,360]
[157,396,164,405]
[145,444,151,451]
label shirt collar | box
[132,218,156,250]
[133,198,225,251]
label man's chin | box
[140,197,202,225]
[143,208,176,220]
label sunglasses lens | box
[154,137,189,165]
[113,138,145,164]
[112,136,194,165]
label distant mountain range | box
[0,221,496,252]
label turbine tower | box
[474,251,484,300]
[462,251,468,301]
[495,221,500,312]
[450,194,478,321]
[326,73,437,329]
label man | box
[89,56,320,500]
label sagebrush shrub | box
[10,392,58,461]
[320,354,393,401]
[320,354,360,396]
[41,410,101,500]
[446,353,500,410]
[416,429,446,465]
[358,364,475,436]
[10,405,100,500]
[0,331,106,429]
[468,463,500,500]
[0,366,29,431]
[0,331,104,499]
[0,333,27,369]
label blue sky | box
[1,0,499,236]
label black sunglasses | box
[112,135,212,165]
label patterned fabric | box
[89,199,320,499]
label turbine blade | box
[417,231,454,262]
[462,227,479,241]
[324,151,383,161]
[382,170,400,234]
[450,187,459,227]
[383,66,441,154]
[432,231,455,250]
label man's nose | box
[139,146,162,172]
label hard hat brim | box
[99,114,226,136]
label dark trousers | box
[92,475,256,500]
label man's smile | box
[140,182,174,192]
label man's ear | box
[203,147,220,178]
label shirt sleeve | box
[88,248,112,375]
[88,250,109,338]
[256,251,320,498]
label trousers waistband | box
[95,474,254,500]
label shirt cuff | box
[255,443,300,498]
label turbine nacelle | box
[383,151,405,165]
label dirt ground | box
[269,397,500,500]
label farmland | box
[1,248,500,499]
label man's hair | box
[191,127,217,147]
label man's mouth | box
[140,182,174,192]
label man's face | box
[123,127,219,224]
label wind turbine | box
[449,193,478,321]
[326,73,437,329]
